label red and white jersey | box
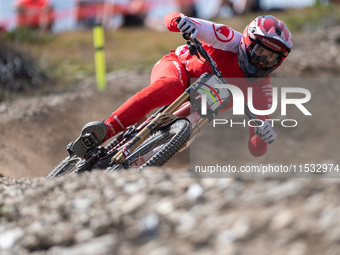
[164,12,271,87]
[164,12,274,157]
[164,12,274,111]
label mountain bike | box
[47,24,260,179]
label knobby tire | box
[107,118,191,172]
[46,155,81,179]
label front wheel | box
[46,155,82,179]
[106,118,191,172]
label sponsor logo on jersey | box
[213,24,234,42]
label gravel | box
[1,169,340,255]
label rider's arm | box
[164,12,241,52]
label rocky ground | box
[1,25,340,254]
[1,170,340,255]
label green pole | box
[93,24,106,91]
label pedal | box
[81,133,99,149]
[73,122,107,159]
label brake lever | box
[187,41,200,59]
[181,32,191,41]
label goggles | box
[250,44,281,69]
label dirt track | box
[1,25,340,255]
[0,70,152,178]
[1,28,340,178]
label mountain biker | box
[73,12,293,159]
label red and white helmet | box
[238,15,293,81]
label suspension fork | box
[173,100,210,138]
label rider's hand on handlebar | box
[177,16,198,40]
[255,120,277,144]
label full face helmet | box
[238,15,293,81]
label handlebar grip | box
[175,16,191,40]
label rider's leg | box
[103,53,188,140]
[73,53,188,158]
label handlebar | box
[175,16,262,126]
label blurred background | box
[0,0,321,32]
[0,0,339,100]
[0,0,340,178]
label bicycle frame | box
[110,37,260,166]
[107,101,200,168]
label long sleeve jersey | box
[165,12,273,157]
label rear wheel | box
[106,118,191,172]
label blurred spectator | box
[105,0,148,28]
[103,0,149,29]
[175,0,198,18]
[14,0,54,32]
[120,0,147,27]
[215,0,262,17]
[75,0,106,28]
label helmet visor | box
[250,44,280,69]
